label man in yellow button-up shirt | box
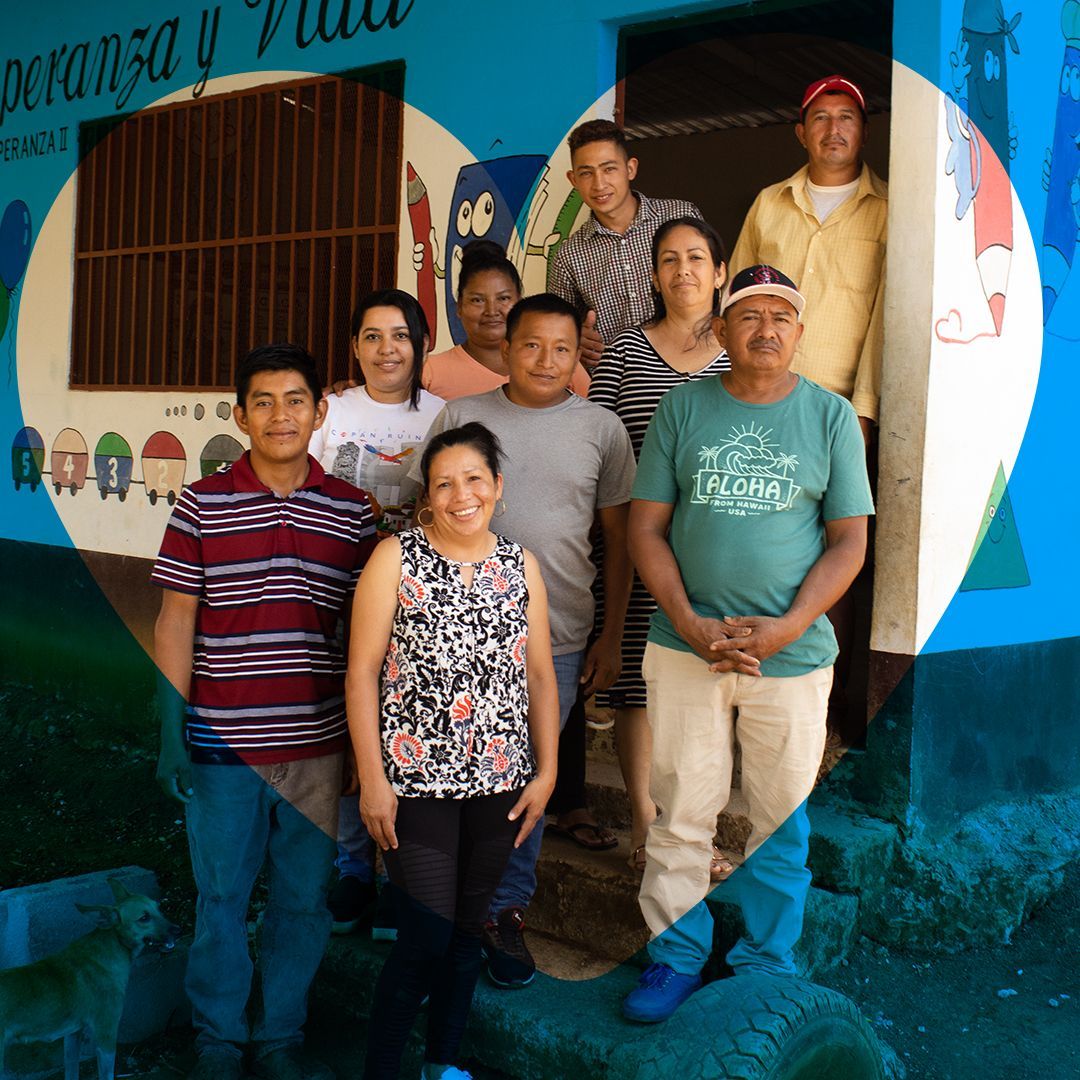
[730,75,887,441]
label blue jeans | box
[185,755,340,1058]
[647,800,812,978]
[336,795,375,882]
[488,649,584,915]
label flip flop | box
[627,844,647,873]
[710,845,736,882]
[548,820,619,851]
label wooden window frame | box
[71,64,404,392]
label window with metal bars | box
[71,64,404,392]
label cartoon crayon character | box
[1040,1,1080,333]
[938,1,1021,343]
[406,162,438,349]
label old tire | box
[630,973,886,1080]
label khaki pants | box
[639,643,830,975]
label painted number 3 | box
[107,457,118,487]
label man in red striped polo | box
[153,343,376,1080]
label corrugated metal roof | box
[623,2,893,139]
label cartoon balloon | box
[0,200,32,291]
[0,286,9,341]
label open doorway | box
[617,0,894,747]
[618,0,893,259]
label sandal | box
[710,845,736,882]
[547,820,619,851]
[627,845,647,873]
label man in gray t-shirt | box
[411,294,636,988]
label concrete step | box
[807,799,900,895]
[313,806,871,1076]
[532,819,854,980]
[584,757,752,852]
[531,824,649,962]
[314,881,860,1079]
[315,932,656,1079]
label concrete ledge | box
[318,927,870,1080]
[861,790,1080,951]
[0,865,157,967]
[532,830,648,960]
[808,802,900,894]
[318,935,655,1079]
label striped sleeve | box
[151,488,205,595]
[588,339,625,412]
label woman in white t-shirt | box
[311,289,445,936]
[310,289,444,534]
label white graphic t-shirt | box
[309,386,444,533]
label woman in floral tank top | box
[346,422,559,1080]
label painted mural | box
[1040,0,1080,340]
[936,0,1021,344]
[0,0,1075,658]
[4,4,1080,1074]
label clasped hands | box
[680,613,799,675]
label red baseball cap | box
[801,75,867,117]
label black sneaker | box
[327,875,376,935]
[482,906,535,988]
[371,884,398,942]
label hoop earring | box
[494,498,507,518]
[416,505,435,528]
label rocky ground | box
[3,686,1077,1079]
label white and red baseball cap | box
[801,75,867,117]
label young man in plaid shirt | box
[549,119,702,367]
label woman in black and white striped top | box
[589,216,732,877]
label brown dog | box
[0,878,179,1080]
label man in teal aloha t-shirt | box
[622,265,874,1023]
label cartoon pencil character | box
[1040,1,1080,336]
[406,163,439,349]
[937,0,1021,344]
[416,156,546,345]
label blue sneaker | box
[622,962,702,1023]
[419,1067,472,1080]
